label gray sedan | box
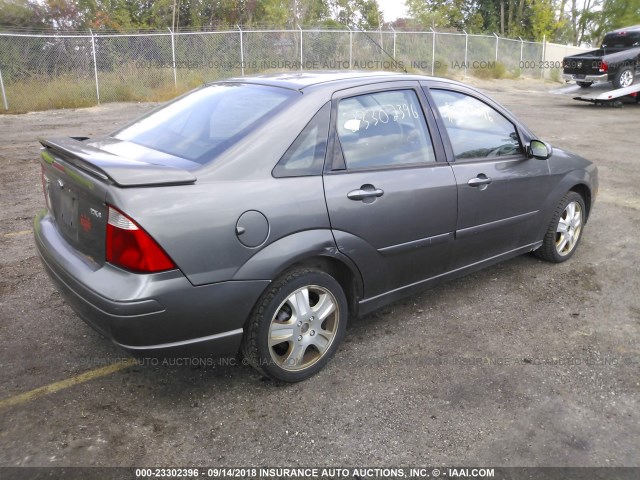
[34,72,598,382]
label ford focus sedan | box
[34,72,598,382]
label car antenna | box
[345,21,408,74]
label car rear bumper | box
[34,210,269,358]
[562,73,609,83]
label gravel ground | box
[0,77,638,469]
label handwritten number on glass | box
[352,103,418,131]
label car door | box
[323,82,458,299]
[422,83,551,269]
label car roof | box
[608,25,640,34]
[222,70,460,92]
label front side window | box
[430,89,522,161]
[113,84,295,165]
[336,89,436,170]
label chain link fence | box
[0,27,588,113]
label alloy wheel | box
[268,285,340,371]
[555,200,583,256]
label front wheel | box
[612,67,634,88]
[242,268,348,382]
[535,192,586,263]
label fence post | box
[493,32,499,62]
[430,27,436,76]
[168,28,177,89]
[0,61,8,111]
[89,30,100,105]
[518,37,524,78]
[541,34,546,79]
[519,36,524,63]
[298,25,303,70]
[390,26,396,59]
[463,29,468,77]
[348,26,353,69]
[237,25,244,76]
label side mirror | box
[528,139,552,160]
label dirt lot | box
[0,78,639,469]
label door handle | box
[467,175,492,188]
[347,185,384,201]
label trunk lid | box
[563,52,605,76]
[39,137,197,266]
[41,137,197,187]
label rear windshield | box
[602,32,640,49]
[113,84,296,164]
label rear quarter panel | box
[107,176,331,286]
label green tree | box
[589,0,640,44]
[0,0,46,28]
[257,0,290,26]
[297,0,331,24]
[40,0,97,29]
[405,0,498,33]
[405,0,569,40]
[406,0,464,29]
[334,0,383,29]
[530,0,557,40]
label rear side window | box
[273,102,330,177]
[113,84,295,164]
[430,89,522,161]
[336,89,436,170]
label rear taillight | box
[106,206,176,273]
[599,61,608,73]
[41,165,52,211]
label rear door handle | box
[467,174,492,188]
[347,185,384,201]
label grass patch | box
[471,61,507,79]
[435,58,450,78]
[4,75,98,113]
[0,63,219,113]
[402,58,451,78]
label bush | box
[4,75,97,113]
[471,61,507,79]
[435,58,449,77]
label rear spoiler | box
[39,137,197,187]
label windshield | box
[113,83,296,164]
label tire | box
[612,67,634,89]
[577,81,593,88]
[535,191,586,263]
[241,268,348,382]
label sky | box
[377,0,408,22]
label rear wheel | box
[577,81,593,88]
[612,67,634,88]
[242,268,348,382]
[535,191,586,263]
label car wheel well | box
[570,184,591,221]
[284,256,360,319]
